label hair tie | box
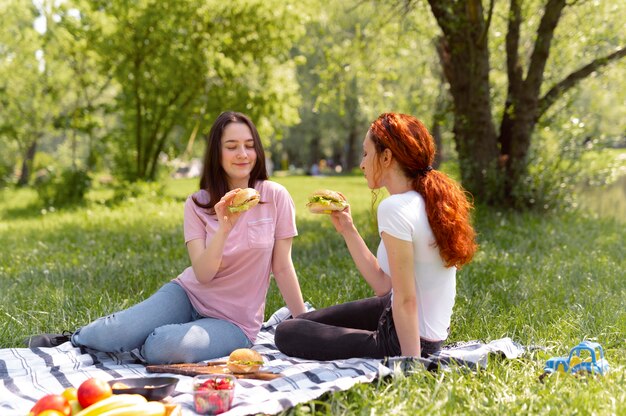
[419,165,433,176]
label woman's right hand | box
[329,204,355,235]
[214,189,243,234]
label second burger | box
[306,189,348,214]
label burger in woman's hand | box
[307,189,348,214]
[228,188,260,213]
[227,348,264,374]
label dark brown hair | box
[368,112,477,268]
[193,111,268,213]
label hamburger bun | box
[307,189,348,214]
[227,348,264,374]
[228,188,260,213]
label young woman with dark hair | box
[26,111,306,364]
[275,112,477,360]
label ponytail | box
[414,170,477,268]
[369,112,477,268]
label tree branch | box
[537,46,626,119]
[498,0,523,154]
[427,0,461,39]
[524,0,566,96]
[505,0,522,87]
[479,0,495,45]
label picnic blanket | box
[0,306,525,415]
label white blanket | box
[0,307,525,415]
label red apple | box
[77,378,112,408]
[30,394,71,416]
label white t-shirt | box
[376,191,456,341]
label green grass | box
[1,176,625,415]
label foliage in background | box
[0,0,624,214]
[33,167,91,208]
[75,0,305,181]
[279,0,444,172]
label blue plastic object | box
[543,341,610,376]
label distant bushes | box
[34,167,91,208]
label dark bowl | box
[108,376,178,401]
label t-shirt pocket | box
[247,218,274,249]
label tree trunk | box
[425,0,625,207]
[430,1,500,202]
[308,113,321,171]
[499,0,567,204]
[343,76,361,172]
[345,125,360,172]
[430,64,449,169]
[17,139,37,187]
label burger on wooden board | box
[226,348,264,374]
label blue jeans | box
[72,282,251,364]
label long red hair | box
[369,113,477,268]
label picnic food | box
[193,375,235,415]
[306,189,348,214]
[72,394,148,416]
[228,188,260,213]
[29,394,71,416]
[226,348,264,374]
[77,378,112,408]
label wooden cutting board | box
[146,361,281,380]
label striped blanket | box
[0,306,525,415]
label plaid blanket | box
[0,306,525,415]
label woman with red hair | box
[275,112,477,359]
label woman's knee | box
[142,324,200,364]
[275,320,300,353]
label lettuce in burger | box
[228,188,260,213]
[307,189,348,214]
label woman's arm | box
[331,208,391,296]
[382,232,420,357]
[187,189,243,284]
[271,237,306,317]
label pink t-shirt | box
[173,180,297,342]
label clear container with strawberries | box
[192,374,236,415]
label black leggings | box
[275,293,443,360]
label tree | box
[0,0,73,186]
[420,0,626,206]
[78,0,304,181]
[283,0,442,172]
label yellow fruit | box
[73,394,147,416]
[69,399,83,415]
[97,401,166,416]
[37,411,65,416]
[62,387,78,402]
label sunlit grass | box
[1,175,624,415]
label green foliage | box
[76,0,305,180]
[0,137,17,187]
[33,167,92,208]
[0,175,624,415]
[280,0,443,171]
[108,180,166,206]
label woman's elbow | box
[374,287,392,297]
[192,265,215,284]
[395,294,417,313]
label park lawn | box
[0,175,624,415]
